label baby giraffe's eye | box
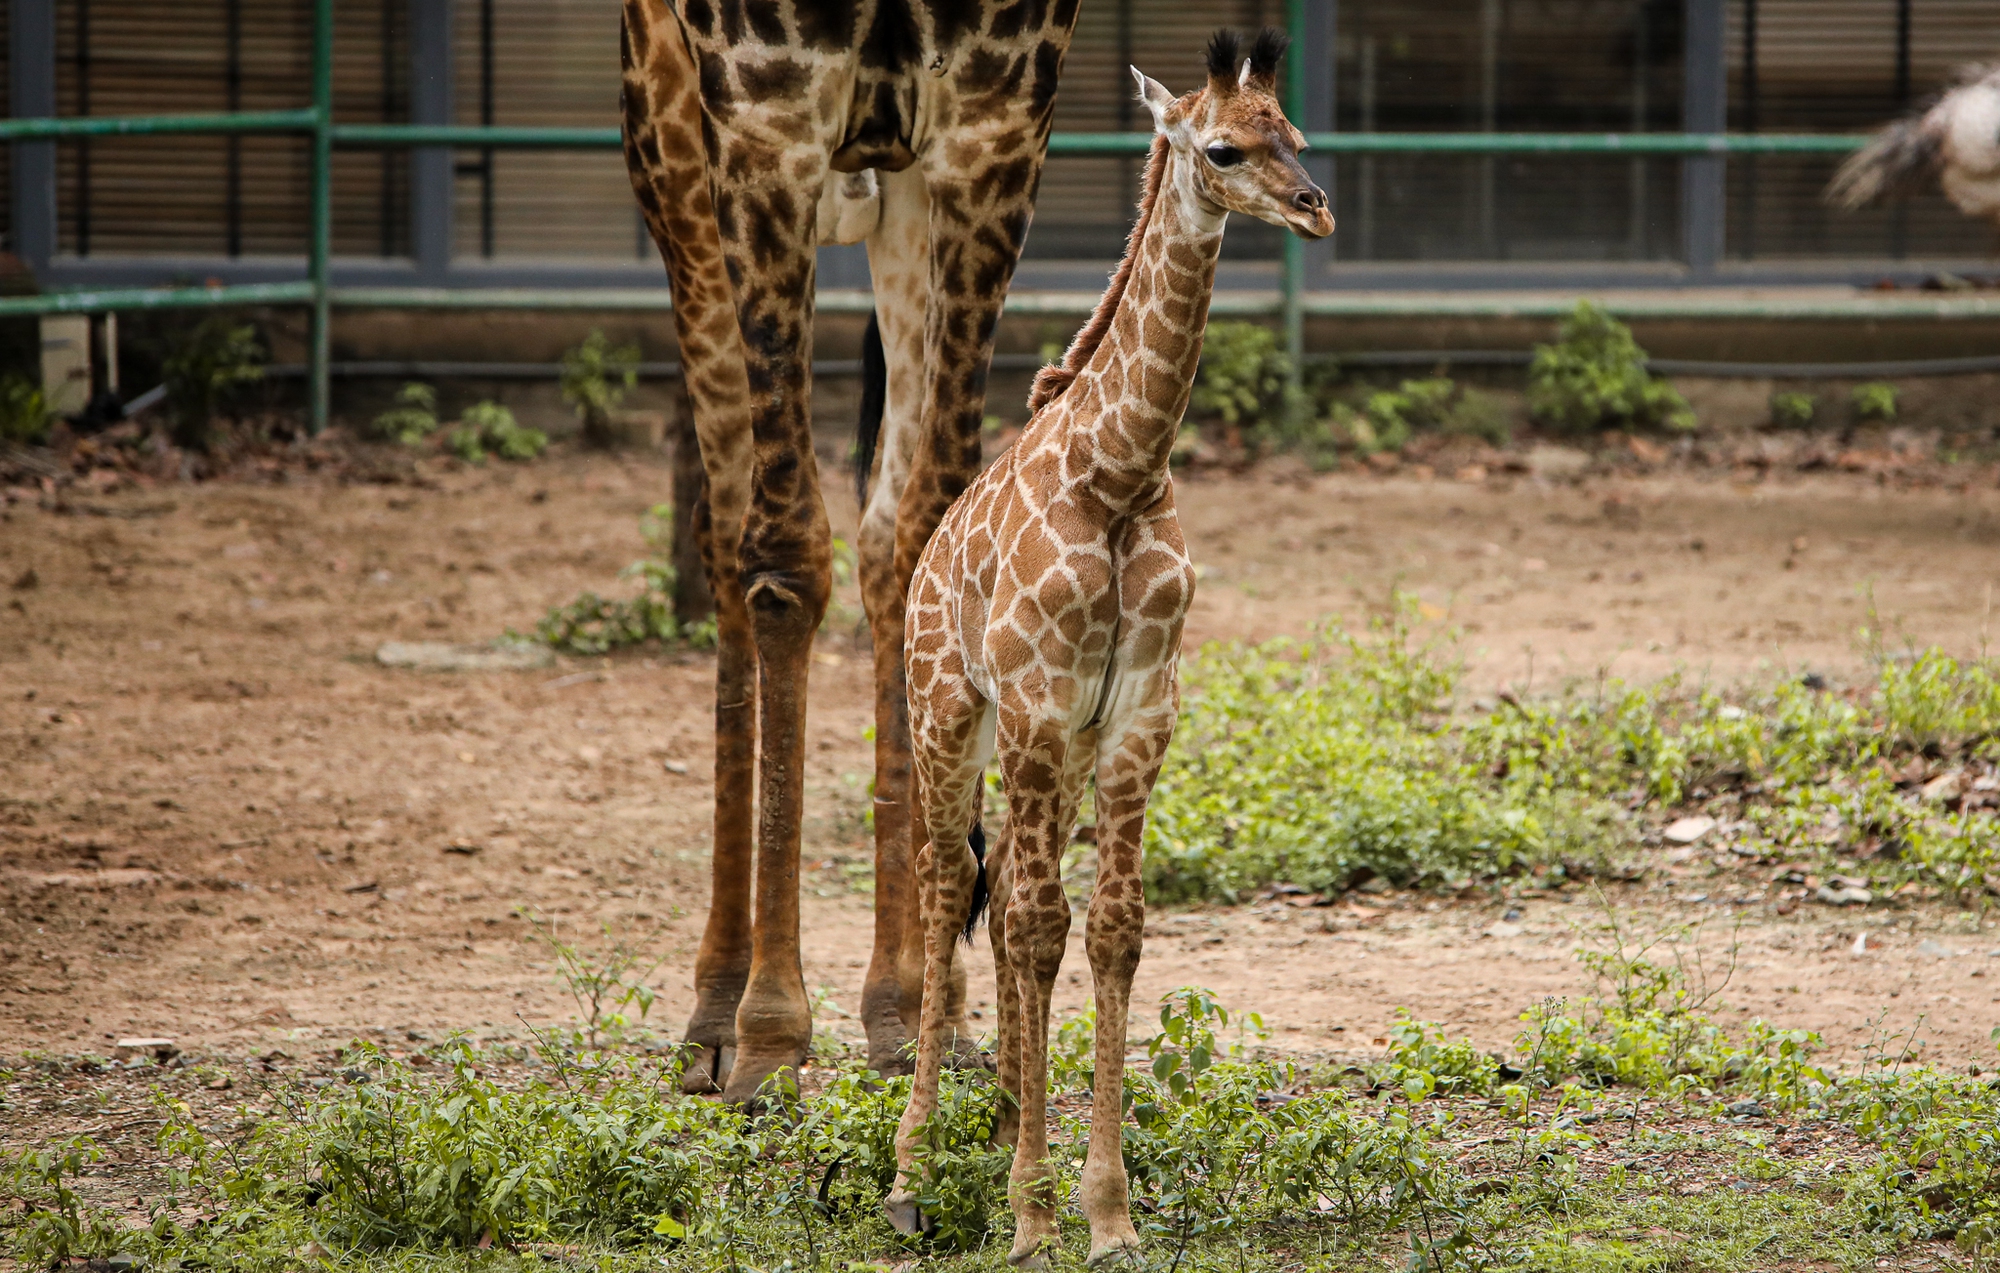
[1204,143,1245,168]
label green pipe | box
[0,109,319,139]
[308,0,334,434]
[331,123,624,147]
[1046,130,1867,156]
[0,281,316,318]
[0,117,1868,156]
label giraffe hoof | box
[719,1046,802,1108]
[1006,1244,1052,1270]
[883,1191,931,1237]
[679,1044,734,1095]
[1086,1234,1143,1268]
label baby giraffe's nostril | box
[1292,186,1327,213]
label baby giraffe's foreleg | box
[1078,710,1175,1266]
[885,699,992,1237]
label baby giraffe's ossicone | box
[886,28,1330,1271]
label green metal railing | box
[0,0,1901,432]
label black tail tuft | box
[961,822,989,945]
[854,310,887,508]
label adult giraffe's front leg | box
[704,98,838,1112]
[619,0,757,1095]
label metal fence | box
[0,0,1952,433]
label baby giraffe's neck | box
[1059,140,1226,512]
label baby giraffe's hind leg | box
[885,698,993,1237]
[1079,710,1176,1266]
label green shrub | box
[1341,378,1512,454]
[448,401,547,463]
[1769,390,1816,428]
[0,374,55,444]
[1527,301,1694,434]
[1851,380,1900,422]
[561,330,641,446]
[527,503,715,654]
[371,381,440,446]
[161,316,265,449]
[1191,321,1303,445]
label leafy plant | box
[1769,390,1816,428]
[372,382,440,446]
[448,401,547,463]
[2,1136,121,1266]
[898,1071,1012,1250]
[1527,301,1694,434]
[1190,321,1299,440]
[1851,380,1900,422]
[561,330,641,446]
[162,316,265,449]
[521,911,671,1048]
[528,503,716,654]
[0,374,55,444]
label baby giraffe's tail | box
[962,822,989,945]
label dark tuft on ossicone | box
[1247,27,1288,81]
[1204,29,1241,81]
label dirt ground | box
[6,443,2000,1074]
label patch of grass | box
[1528,301,1695,435]
[162,316,266,450]
[524,503,716,655]
[561,330,640,447]
[1149,599,2000,905]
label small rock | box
[662,758,690,776]
[1487,921,1524,939]
[1853,932,1876,955]
[443,839,481,855]
[376,641,554,672]
[1663,816,1717,845]
[204,1074,232,1091]
[115,1037,177,1056]
[1502,906,1523,922]
[1916,939,1957,959]
[1818,884,1873,906]
[1726,1099,1766,1118]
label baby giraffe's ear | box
[1130,66,1175,132]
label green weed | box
[372,382,440,446]
[1769,390,1816,428]
[1527,301,1694,434]
[162,316,265,449]
[526,503,715,655]
[1851,381,1900,422]
[0,374,55,444]
[561,330,641,446]
[448,401,547,463]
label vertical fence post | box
[410,0,455,285]
[1681,0,1726,277]
[1281,0,1307,406]
[309,0,334,433]
[9,0,58,279]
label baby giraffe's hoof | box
[1086,1233,1144,1268]
[1008,1233,1057,1269]
[883,1192,930,1237]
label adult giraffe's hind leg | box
[620,0,756,1094]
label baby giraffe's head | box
[1132,29,1335,240]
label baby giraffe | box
[886,28,1334,1269]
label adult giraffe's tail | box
[854,310,887,507]
[963,821,989,945]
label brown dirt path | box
[4,451,2000,1069]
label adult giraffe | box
[620,0,1078,1103]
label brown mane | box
[1026,133,1171,416]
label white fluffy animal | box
[1827,65,2000,228]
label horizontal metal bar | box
[1048,131,1868,156]
[9,282,1995,323]
[0,116,1870,156]
[0,280,317,316]
[330,123,623,148]
[1325,349,2000,377]
[0,110,318,140]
